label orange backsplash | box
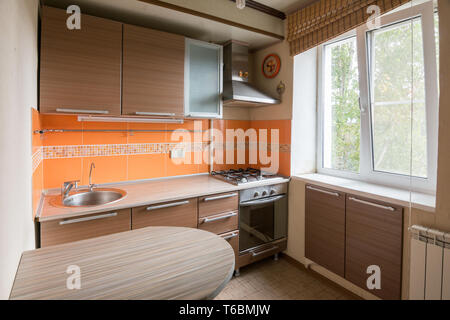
[31,112,291,216]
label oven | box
[238,184,288,255]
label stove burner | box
[211,168,282,185]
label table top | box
[10,227,235,300]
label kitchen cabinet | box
[40,209,131,247]
[345,194,403,300]
[40,6,122,115]
[184,39,223,118]
[220,230,239,259]
[122,25,185,117]
[198,192,238,217]
[198,211,238,235]
[304,184,404,299]
[305,185,346,277]
[131,198,197,229]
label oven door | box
[239,194,288,253]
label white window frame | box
[317,1,438,194]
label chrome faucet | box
[89,162,96,191]
[62,180,79,199]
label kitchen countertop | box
[9,226,235,300]
[293,173,435,212]
[38,174,290,222]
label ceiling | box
[42,0,287,50]
[256,0,318,13]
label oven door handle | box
[240,194,286,207]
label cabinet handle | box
[146,200,189,211]
[348,196,395,212]
[59,212,118,225]
[202,211,237,223]
[251,245,279,257]
[204,193,238,202]
[134,112,176,117]
[56,108,110,114]
[306,185,339,197]
[222,232,238,241]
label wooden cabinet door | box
[198,211,238,235]
[131,198,197,229]
[198,192,239,218]
[40,209,131,247]
[122,25,185,117]
[305,184,346,277]
[345,194,403,300]
[40,6,122,115]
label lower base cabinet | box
[345,194,403,300]
[40,209,131,247]
[305,184,403,300]
[132,198,197,229]
[305,185,346,277]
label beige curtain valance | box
[287,0,410,56]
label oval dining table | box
[9,226,235,300]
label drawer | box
[198,192,238,218]
[132,198,197,229]
[198,210,238,235]
[40,209,131,247]
[219,230,239,261]
[237,239,287,269]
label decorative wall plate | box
[262,54,281,78]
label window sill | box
[292,173,436,212]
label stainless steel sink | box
[57,188,127,207]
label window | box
[368,18,427,178]
[323,37,360,173]
[318,2,439,193]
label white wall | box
[249,40,293,120]
[0,0,38,299]
[290,47,317,175]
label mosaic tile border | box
[42,142,209,159]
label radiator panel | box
[425,242,443,300]
[443,247,450,300]
[409,237,426,300]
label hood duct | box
[222,41,280,107]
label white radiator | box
[409,225,450,300]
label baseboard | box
[281,253,367,300]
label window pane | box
[323,37,360,172]
[435,12,439,92]
[369,18,427,178]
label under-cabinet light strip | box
[77,116,184,124]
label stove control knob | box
[262,191,268,196]
[254,192,260,198]
[270,189,276,195]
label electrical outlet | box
[170,149,185,159]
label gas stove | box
[211,168,284,185]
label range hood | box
[223,41,280,107]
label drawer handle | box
[251,245,279,257]
[146,200,189,211]
[59,212,118,225]
[134,112,176,117]
[222,232,238,241]
[348,196,395,212]
[202,211,237,223]
[306,185,339,197]
[204,193,238,202]
[56,108,110,114]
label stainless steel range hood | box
[223,41,280,107]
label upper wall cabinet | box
[40,6,122,115]
[185,39,223,118]
[122,25,185,117]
